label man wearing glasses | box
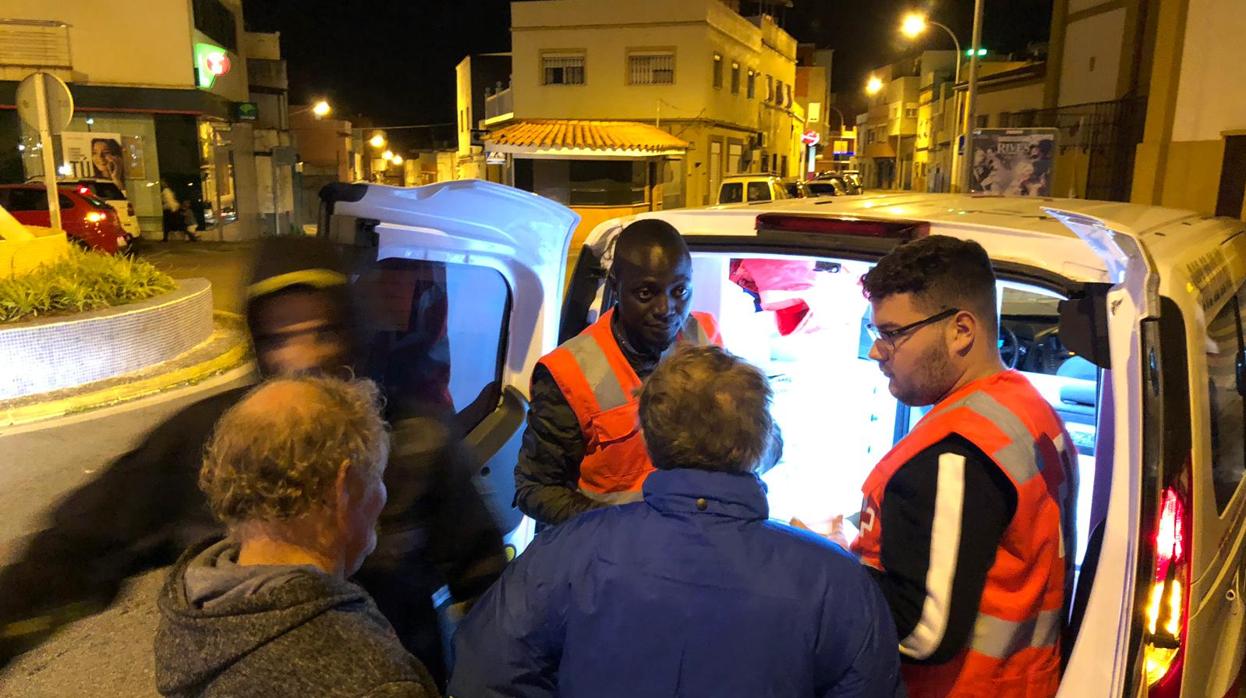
[848,235,1077,698]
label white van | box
[321,180,1246,697]
[717,175,790,205]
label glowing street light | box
[311,100,332,118]
[392,154,404,166]
[369,133,387,149]
[900,13,928,39]
[865,76,883,96]
[382,150,395,161]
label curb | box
[0,314,252,428]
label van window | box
[354,259,510,428]
[1206,286,1246,512]
[746,181,771,202]
[719,182,743,204]
[689,253,1100,564]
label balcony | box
[0,20,71,71]
[484,84,513,123]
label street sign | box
[16,72,73,133]
[17,72,73,232]
[801,130,821,147]
[235,102,258,121]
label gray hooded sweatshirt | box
[155,538,438,697]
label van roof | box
[632,193,1240,284]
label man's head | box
[639,345,777,474]
[860,235,1000,407]
[199,375,389,576]
[610,219,693,356]
[245,237,355,377]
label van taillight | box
[754,213,928,239]
[1145,482,1190,695]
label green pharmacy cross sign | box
[195,42,232,89]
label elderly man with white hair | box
[154,375,438,697]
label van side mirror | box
[1058,283,1113,369]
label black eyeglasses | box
[866,307,960,349]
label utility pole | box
[962,0,985,193]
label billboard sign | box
[969,128,1056,196]
[61,131,127,190]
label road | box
[0,241,255,696]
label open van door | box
[320,180,579,552]
[1045,207,1181,698]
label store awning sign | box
[195,42,232,89]
[235,102,258,121]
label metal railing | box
[0,19,71,69]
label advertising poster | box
[60,131,127,192]
[969,128,1056,197]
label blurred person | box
[848,235,1077,697]
[452,346,901,697]
[0,237,505,688]
[514,219,721,526]
[161,180,198,242]
[155,375,438,697]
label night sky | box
[244,0,1051,146]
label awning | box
[484,119,688,158]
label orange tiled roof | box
[485,120,688,152]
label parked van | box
[717,175,790,205]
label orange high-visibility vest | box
[851,370,1078,698]
[538,308,721,499]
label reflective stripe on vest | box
[852,371,1074,697]
[539,309,721,495]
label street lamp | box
[369,133,386,149]
[899,12,962,84]
[311,100,332,118]
[382,149,394,161]
[392,154,404,166]
[865,76,883,96]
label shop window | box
[543,54,585,85]
[355,259,510,426]
[1206,285,1246,512]
[628,52,675,85]
[731,62,740,94]
[568,160,645,206]
[713,53,723,88]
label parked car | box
[320,180,1246,697]
[69,179,141,238]
[0,183,128,253]
[717,175,790,205]
[808,173,862,197]
[781,178,811,199]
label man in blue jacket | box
[449,345,901,698]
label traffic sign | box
[16,72,73,133]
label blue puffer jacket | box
[449,468,902,698]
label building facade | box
[855,52,954,191]
[0,0,294,239]
[470,0,804,214]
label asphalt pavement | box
[0,240,257,696]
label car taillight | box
[1144,481,1190,695]
[85,211,107,223]
[754,213,929,239]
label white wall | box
[3,0,195,88]
[1058,7,1126,107]
[1171,0,1246,142]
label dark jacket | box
[0,397,506,686]
[155,538,438,697]
[451,468,903,698]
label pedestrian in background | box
[155,375,438,697]
[452,345,901,698]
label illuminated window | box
[730,61,740,94]
[712,53,723,88]
[542,53,585,85]
[628,52,675,85]
[747,69,756,99]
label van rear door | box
[320,180,579,547]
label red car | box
[0,183,129,253]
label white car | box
[717,174,791,205]
[321,180,1246,697]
